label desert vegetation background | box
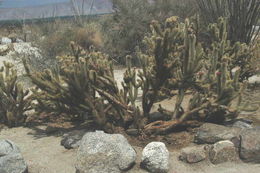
[0,0,260,172]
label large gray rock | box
[209,140,238,164]
[240,128,260,163]
[141,142,169,173]
[61,130,87,149]
[1,37,12,44]
[75,131,136,173]
[0,139,28,173]
[179,145,208,163]
[194,123,241,145]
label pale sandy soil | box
[0,127,76,173]
[1,126,260,173]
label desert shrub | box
[101,0,151,64]
[35,22,103,62]
[151,0,197,20]
[72,26,103,50]
[196,0,260,44]
[0,62,32,127]
[102,0,197,64]
[33,19,67,37]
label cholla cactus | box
[207,17,255,80]
[144,17,246,134]
[24,42,142,132]
[136,16,205,122]
[172,18,204,119]
[205,18,247,105]
[137,16,182,117]
[187,19,246,122]
[22,16,248,134]
[0,62,32,127]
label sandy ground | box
[0,127,76,173]
[1,126,260,173]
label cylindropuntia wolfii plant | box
[0,62,32,127]
[23,17,248,135]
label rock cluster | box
[2,122,259,173]
[190,123,260,164]
[73,123,260,173]
[75,131,170,173]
